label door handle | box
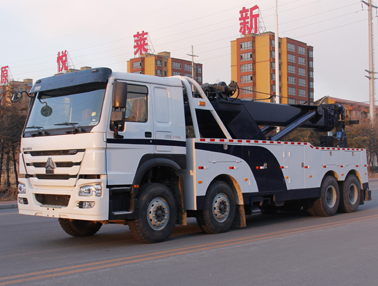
[145,132,152,138]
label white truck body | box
[17,68,370,242]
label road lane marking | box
[1,214,378,285]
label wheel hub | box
[325,186,336,208]
[212,193,230,223]
[147,197,170,231]
[348,183,358,204]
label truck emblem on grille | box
[45,157,56,174]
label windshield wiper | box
[25,125,44,130]
[25,126,48,136]
[54,122,79,126]
[54,122,85,134]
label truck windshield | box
[25,82,107,132]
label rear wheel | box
[313,176,340,217]
[128,183,177,243]
[58,218,102,237]
[197,181,236,234]
[339,175,361,213]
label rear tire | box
[313,176,340,217]
[339,175,361,213]
[197,181,236,234]
[128,183,177,243]
[58,219,102,237]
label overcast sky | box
[0,0,376,103]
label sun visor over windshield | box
[30,68,112,93]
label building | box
[316,96,378,121]
[231,32,314,104]
[1,78,33,105]
[127,52,203,84]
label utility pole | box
[187,45,198,80]
[275,0,280,105]
[363,0,377,124]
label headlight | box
[18,183,26,194]
[79,184,102,197]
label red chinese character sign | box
[57,50,68,73]
[1,66,9,85]
[134,31,149,56]
[239,5,260,35]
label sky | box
[0,0,376,103]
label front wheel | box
[313,176,340,217]
[128,183,177,243]
[197,181,236,234]
[339,175,361,213]
[58,218,102,237]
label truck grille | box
[35,194,70,206]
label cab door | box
[106,81,154,186]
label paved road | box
[1,181,378,286]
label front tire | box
[197,181,236,234]
[58,219,102,237]
[128,183,177,243]
[313,176,340,217]
[339,175,361,213]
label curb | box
[0,202,18,210]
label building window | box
[272,73,275,81]
[298,89,306,97]
[164,71,167,76]
[196,76,202,82]
[288,87,296,96]
[164,62,167,67]
[358,111,361,118]
[288,54,296,63]
[197,66,202,73]
[287,43,295,52]
[184,64,192,71]
[309,61,313,68]
[288,98,296,104]
[298,46,306,55]
[309,91,314,99]
[240,86,253,95]
[184,73,192,77]
[241,75,253,83]
[288,76,296,84]
[308,50,313,58]
[156,60,162,67]
[241,52,253,61]
[172,62,181,69]
[271,62,275,69]
[309,71,314,78]
[241,63,253,72]
[271,39,275,47]
[298,68,306,76]
[309,81,314,88]
[133,61,142,69]
[240,41,253,50]
[172,71,181,76]
[133,71,141,74]
[298,100,307,105]
[288,65,296,74]
[298,57,306,65]
[271,50,275,58]
[298,78,306,87]
[156,69,162,76]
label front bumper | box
[17,178,109,221]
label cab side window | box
[125,84,148,123]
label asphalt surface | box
[0,179,377,286]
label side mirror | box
[11,92,22,103]
[10,91,34,103]
[110,82,127,138]
[113,81,127,109]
